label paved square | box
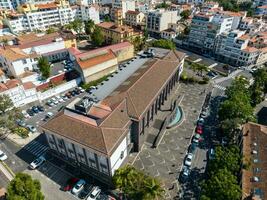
[129,83,209,199]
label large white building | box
[112,0,135,18]
[146,9,178,36]
[72,5,100,23]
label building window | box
[120,151,124,159]
[89,158,96,168]
[22,59,27,64]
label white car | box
[22,110,30,118]
[72,179,86,195]
[0,150,8,161]
[29,156,46,169]
[184,153,193,167]
[87,186,101,200]
[192,134,201,144]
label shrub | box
[14,127,29,138]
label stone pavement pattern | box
[129,83,209,199]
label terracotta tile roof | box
[0,79,21,92]
[0,69,4,76]
[42,100,130,156]
[260,47,267,53]
[23,81,35,90]
[0,48,30,62]
[102,50,185,119]
[242,122,267,200]
[243,47,258,53]
[36,2,58,9]
[126,10,140,15]
[219,10,245,17]
[239,34,250,40]
[0,84,8,92]
[97,22,133,33]
[258,5,267,9]
[75,49,117,70]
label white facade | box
[6,7,74,33]
[112,0,135,18]
[73,5,100,23]
[146,9,178,34]
[0,0,16,10]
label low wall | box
[37,78,81,101]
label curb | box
[0,161,15,181]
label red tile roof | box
[23,82,36,90]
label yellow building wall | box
[64,39,77,48]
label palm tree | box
[142,177,165,200]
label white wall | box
[110,136,127,175]
[38,78,81,101]
[10,58,37,77]
[22,40,65,55]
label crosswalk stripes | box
[23,140,49,157]
[214,84,226,91]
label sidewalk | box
[0,162,14,181]
[6,132,41,147]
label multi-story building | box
[4,0,74,33]
[254,0,267,7]
[112,0,135,18]
[97,21,142,44]
[125,10,145,28]
[0,0,17,10]
[256,5,267,15]
[41,48,185,184]
[146,9,178,37]
[0,79,38,107]
[72,5,100,23]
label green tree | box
[71,19,83,34]
[207,145,241,175]
[201,168,241,200]
[84,19,95,36]
[152,39,175,50]
[180,10,190,20]
[91,27,104,46]
[225,76,250,99]
[38,57,50,79]
[7,172,44,200]
[104,15,111,22]
[220,118,241,142]
[113,165,164,200]
[144,28,149,40]
[46,27,56,34]
[0,94,13,113]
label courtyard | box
[129,82,210,199]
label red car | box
[196,126,203,134]
[62,177,79,191]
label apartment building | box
[112,0,135,18]
[42,48,185,184]
[125,10,145,27]
[0,0,17,10]
[254,0,267,7]
[4,1,74,33]
[72,5,100,23]
[216,30,259,67]
[256,5,267,15]
[146,9,178,36]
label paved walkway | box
[0,162,14,181]
[129,83,209,199]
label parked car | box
[32,106,39,113]
[179,166,190,183]
[87,186,101,200]
[79,184,93,199]
[197,118,204,126]
[26,125,37,133]
[61,94,68,101]
[65,92,72,99]
[196,125,203,134]
[37,105,44,112]
[0,150,8,161]
[208,148,215,160]
[29,156,46,169]
[62,177,79,191]
[184,153,193,167]
[22,110,30,118]
[188,143,197,154]
[71,91,77,96]
[17,119,26,127]
[46,100,55,107]
[43,112,54,121]
[26,109,35,116]
[200,111,208,118]
[51,97,59,105]
[192,134,201,144]
[72,179,86,195]
[78,87,85,93]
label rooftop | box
[242,122,267,200]
[75,49,117,70]
[0,48,37,62]
[97,22,134,33]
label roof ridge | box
[99,128,108,154]
[126,91,139,119]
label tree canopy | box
[7,173,44,200]
[91,27,104,46]
[0,94,13,113]
[84,19,95,36]
[152,39,175,50]
[38,57,50,79]
[200,168,241,200]
[113,165,164,200]
[180,10,191,20]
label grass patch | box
[13,127,29,138]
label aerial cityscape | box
[0,0,266,199]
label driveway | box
[130,83,210,199]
